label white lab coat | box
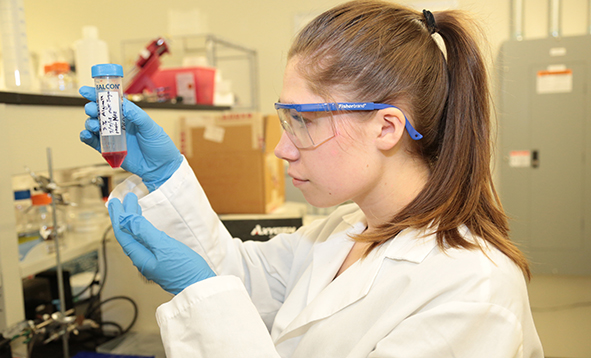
[112,158,544,358]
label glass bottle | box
[30,193,66,253]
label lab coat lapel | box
[306,211,366,306]
[306,234,354,305]
[278,212,385,342]
[276,219,439,343]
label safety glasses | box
[274,102,423,149]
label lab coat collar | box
[343,208,439,264]
[276,210,438,343]
[383,226,438,264]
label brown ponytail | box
[289,1,531,279]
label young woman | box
[80,1,544,356]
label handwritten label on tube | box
[98,92,122,136]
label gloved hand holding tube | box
[79,86,183,192]
[108,193,216,295]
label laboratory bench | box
[0,91,233,353]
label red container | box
[151,67,216,105]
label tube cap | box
[92,64,124,78]
[31,193,52,206]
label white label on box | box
[536,67,572,94]
[204,125,225,143]
[549,47,566,56]
[176,73,196,104]
[509,150,531,168]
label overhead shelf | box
[0,91,230,110]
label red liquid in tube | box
[102,151,127,169]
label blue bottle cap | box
[91,64,124,78]
[14,189,31,200]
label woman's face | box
[274,59,383,208]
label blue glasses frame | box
[274,102,423,142]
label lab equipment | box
[14,189,41,261]
[151,66,216,104]
[74,26,110,88]
[14,189,33,236]
[92,64,127,169]
[123,37,169,95]
[79,86,183,191]
[108,193,215,294]
[122,34,258,110]
[0,308,95,356]
[31,193,66,253]
[40,62,76,95]
[0,0,33,91]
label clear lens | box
[276,107,335,148]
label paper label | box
[98,92,122,136]
[203,125,225,143]
[176,73,196,104]
[509,150,531,168]
[537,68,572,94]
[549,47,566,57]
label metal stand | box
[46,148,69,358]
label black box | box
[221,217,303,242]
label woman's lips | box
[292,178,308,186]
[289,173,308,186]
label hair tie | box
[422,9,439,35]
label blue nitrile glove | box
[108,192,216,295]
[79,86,183,192]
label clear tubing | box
[94,74,127,168]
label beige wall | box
[9,0,591,356]
[20,0,591,112]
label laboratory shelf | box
[122,34,259,111]
[19,223,110,279]
[0,91,230,110]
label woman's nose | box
[274,131,300,162]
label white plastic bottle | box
[73,26,109,88]
[0,0,33,91]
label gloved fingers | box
[122,99,160,137]
[84,117,99,133]
[108,199,145,253]
[108,199,156,273]
[79,86,97,102]
[81,88,99,153]
[80,130,101,152]
[84,101,99,118]
[119,212,165,252]
[122,192,142,216]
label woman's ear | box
[374,108,406,151]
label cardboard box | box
[182,113,285,214]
